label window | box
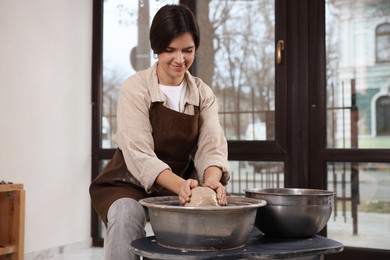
[325,0,390,251]
[326,2,390,148]
[197,0,275,141]
[376,23,390,63]
[376,96,390,135]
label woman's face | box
[156,32,195,86]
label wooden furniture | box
[0,184,25,260]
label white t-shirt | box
[159,81,187,112]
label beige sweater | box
[115,63,230,193]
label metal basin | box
[139,196,266,251]
[245,188,335,238]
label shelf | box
[0,183,25,260]
[0,244,16,256]
[0,184,23,193]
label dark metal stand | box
[131,228,343,259]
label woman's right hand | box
[178,179,198,205]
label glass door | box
[324,0,390,252]
[91,1,390,257]
[196,0,287,195]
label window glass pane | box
[376,23,390,62]
[227,161,284,195]
[101,0,179,148]
[326,0,390,148]
[197,0,275,141]
[326,162,390,250]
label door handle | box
[276,40,284,64]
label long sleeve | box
[115,71,169,193]
[191,78,231,185]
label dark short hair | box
[149,4,200,54]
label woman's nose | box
[175,51,185,63]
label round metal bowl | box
[245,188,335,238]
[139,196,266,251]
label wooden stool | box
[0,183,25,260]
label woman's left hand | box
[203,179,227,206]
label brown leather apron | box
[89,102,199,225]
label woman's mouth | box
[171,64,185,72]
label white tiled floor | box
[24,246,103,260]
[57,247,103,260]
[27,223,154,260]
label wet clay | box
[185,187,219,207]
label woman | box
[90,4,230,260]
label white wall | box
[0,0,92,254]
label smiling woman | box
[90,3,230,259]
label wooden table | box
[0,183,25,260]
